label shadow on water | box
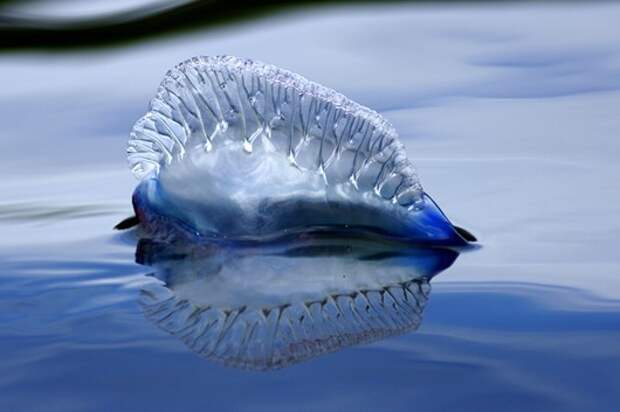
[134,234,460,370]
[0,0,515,51]
[0,202,120,223]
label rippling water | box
[1,2,619,411]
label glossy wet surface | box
[1,2,619,411]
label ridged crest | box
[128,55,423,208]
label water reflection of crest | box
[136,234,459,370]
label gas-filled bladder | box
[123,56,476,246]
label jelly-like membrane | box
[128,56,468,244]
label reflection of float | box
[136,235,459,370]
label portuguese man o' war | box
[120,57,473,368]
[137,236,459,370]
[121,55,475,245]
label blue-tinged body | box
[130,178,475,246]
[122,56,476,247]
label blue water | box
[1,2,620,411]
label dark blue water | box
[1,2,619,411]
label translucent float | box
[126,56,475,245]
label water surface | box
[1,2,619,411]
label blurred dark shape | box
[0,0,509,51]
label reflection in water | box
[136,235,459,370]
